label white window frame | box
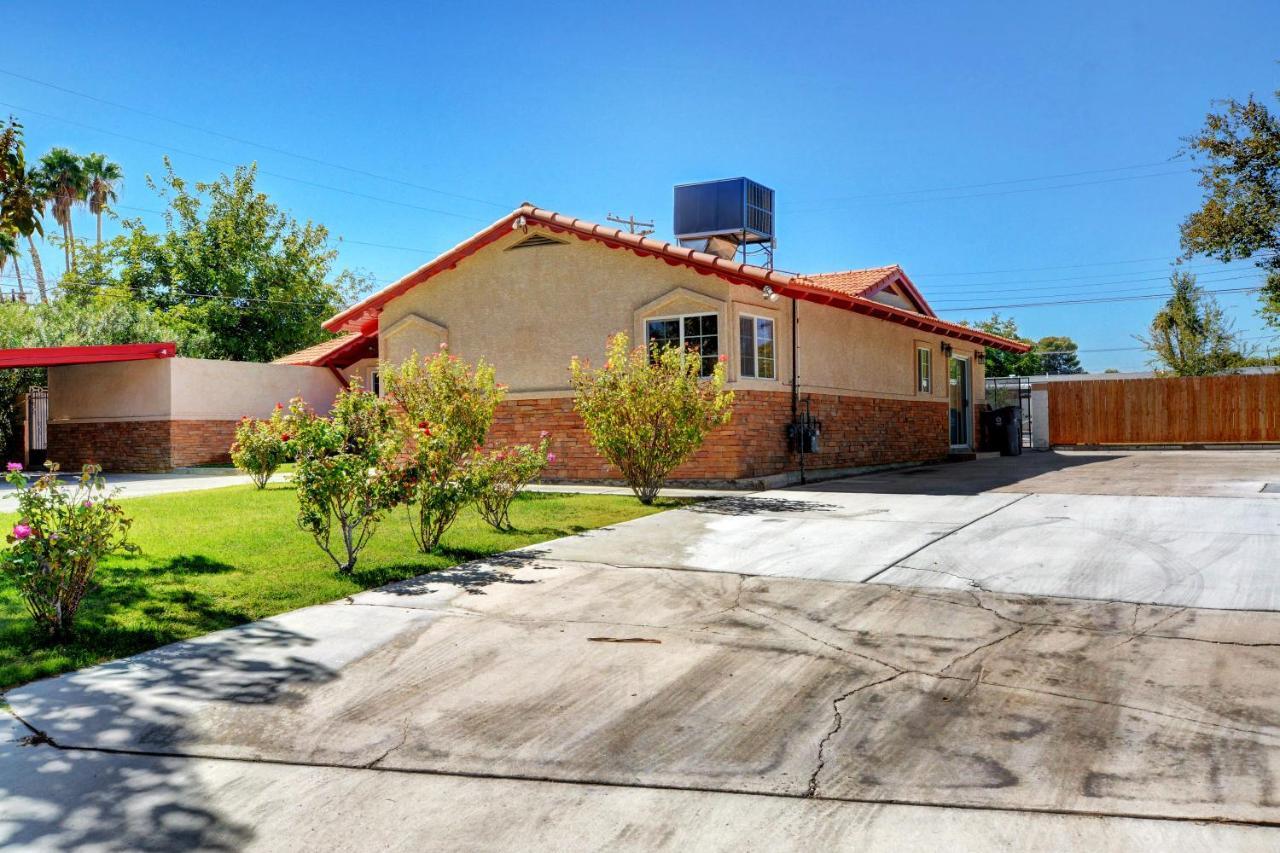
[916,346,931,394]
[645,312,720,377]
[739,313,777,380]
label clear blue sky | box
[3,0,1278,371]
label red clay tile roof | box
[807,266,902,299]
[323,204,1028,353]
[274,333,372,367]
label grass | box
[0,482,673,691]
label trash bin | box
[991,405,1022,456]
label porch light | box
[941,341,954,357]
[762,285,779,303]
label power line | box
[0,101,496,223]
[926,266,1258,301]
[933,281,1262,312]
[0,68,506,209]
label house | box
[289,203,1028,485]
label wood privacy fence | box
[1047,374,1280,445]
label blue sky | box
[3,0,1278,371]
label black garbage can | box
[991,406,1022,456]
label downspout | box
[791,296,805,485]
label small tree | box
[2,463,138,639]
[230,405,291,489]
[288,387,403,574]
[571,332,734,505]
[1139,271,1248,376]
[473,435,553,531]
[381,346,506,552]
[1035,335,1084,375]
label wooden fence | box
[1047,374,1280,446]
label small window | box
[646,312,718,377]
[369,368,382,396]
[739,315,776,379]
[916,347,931,393]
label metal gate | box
[984,376,1033,448]
[25,386,47,469]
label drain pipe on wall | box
[791,296,805,486]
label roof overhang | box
[323,205,1030,354]
[0,342,177,369]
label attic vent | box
[507,233,566,250]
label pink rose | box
[12,523,32,540]
[6,462,21,472]
[82,501,94,509]
[547,453,557,463]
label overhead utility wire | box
[0,68,505,209]
[0,101,494,224]
[933,281,1261,312]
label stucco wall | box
[49,358,341,424]
[375,228,987,403]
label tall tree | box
[89,159,354,362]
[0,231,23,300]
[1139,271,1247,376]
[0,118,46,301]
[82,153,122,245]
[1179,82,1280,323]
[972,314,1043,377]
[1035,335,1084,374]
[34,147,87,273]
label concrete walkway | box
[4,450,1280,850]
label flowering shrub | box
[472,434,553,530]
[381,346,505,551]
[230,405,291,489]
[287,386,404,574]
[2,463,138,639]
[571,332,734,504]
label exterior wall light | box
[940,341,954,357]
[762,285,780,303]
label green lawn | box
[0,483,671,691]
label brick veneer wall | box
[47,420,237,473]
[488,390,950,483]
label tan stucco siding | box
[376,227,987,400]
[49,358,341,423]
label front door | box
[948,357,970,448]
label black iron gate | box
[25,386,47,469]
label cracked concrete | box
[4,450,1280,849]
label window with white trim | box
[916,346,931,393]
[646,313,719,377]
[739,315,776,379]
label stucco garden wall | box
[46,358,341,471]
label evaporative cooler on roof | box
[673,178,775,262]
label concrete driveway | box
[3,450,1280,850]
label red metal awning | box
[0,342,177,369]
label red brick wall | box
[47,419,237,473]
[489,390,950,483]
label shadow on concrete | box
[793,452,1124,496]
[687,496,840,516]
[373,549,553,597]
[3,619,338,849]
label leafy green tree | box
[972,314,1043,377]
[571,333,734,504]
[97,159,355,362]
[1139,271,1248,376]
[1180,82,1280,323]
[81,153,122,246]
[34,147,87,273]
[1035,335,1084,374]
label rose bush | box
[230,404,291,489]
[287,385,404,574]
[472,434,553,530]
[571,332,734,504]
[2,463,138,639]
[381,346,505,551]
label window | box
[369,368,382,396]
[739,315,776,379]
[916,347,931,393]
[646,313,719,377]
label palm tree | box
[0,119,47,301]
[20,165,49,302]
[35,147,87,273]
[82,153,122,245]
[0,231,22,301]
